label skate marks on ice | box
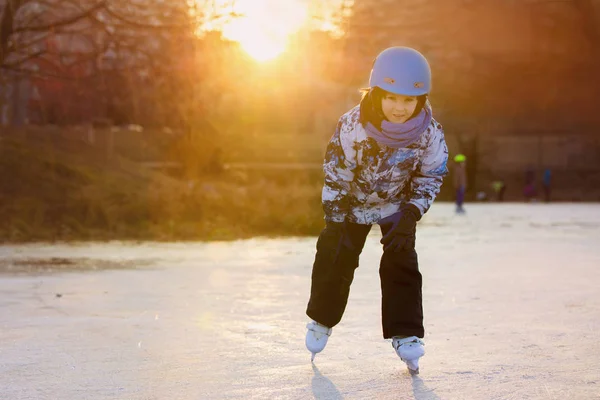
[0,242,162,274]
[0,256,157,274]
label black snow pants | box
[306,221,423,339]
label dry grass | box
[0,128,327,242]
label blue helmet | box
[369,47,431,96]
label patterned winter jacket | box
[322,105,448,225]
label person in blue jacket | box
[542,168,552,202]
[304,47,448,374]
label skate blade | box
[311,352,316,362]
[405,359,419,374]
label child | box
[453,154,467,213]
[305,47,448,374]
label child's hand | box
[378,206,419,252]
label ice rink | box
[1,203,599,399]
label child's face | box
[381,92,418,123]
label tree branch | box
[13,0,107,33]
[6,31,47,53]
[0,63,94,81]
[102,4,193,31]
[2,49,46,68]
[1,0,26,64]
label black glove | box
[378,205,420,252]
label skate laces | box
[306,322,332,337]
[392,336,424,350]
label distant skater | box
[524,166,537,202]
[453,154,467,214]
[542,168,551,203]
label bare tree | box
[0,0,220,125]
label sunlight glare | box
[218,0,309,62]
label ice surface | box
[1,203,599,399]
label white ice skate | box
[392,336,425,374]
[305,321,332,362]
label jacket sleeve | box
[321,118,358,222]
[407,123,449,218]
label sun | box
[217,0,309,62]
[238,35,286,62]
[224,20,288,62]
